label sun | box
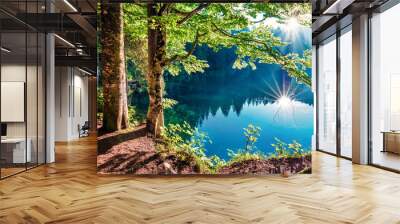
[277,96,292,108]
[286,17,299,31]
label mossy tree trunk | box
[100,3,129,133]
[146,3,166,138]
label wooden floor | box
[1,136,400,224]
[1,167,26,178]
[373,150,400,171]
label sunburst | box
[257,74,307,126]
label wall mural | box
[97,2,312,175]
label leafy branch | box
[163,30,204,66]
[210,22,311,86]
[176,3,210,25]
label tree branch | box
[170,7,187,16]
[210,23,311,86]
[163,30,204,66]
[210,22,283,56]
[251,16,268,24]
[177,3,210,25]
[211,23,264,46]
[158,3,168,15]
[165,3,174,14]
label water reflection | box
[162,55,313,159]
[130,28,313,160]
[198,100,313,160]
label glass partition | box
[370,4,400,171]
[0,31,28,177]
[0,1,46,179]
[339,27,352,158]
[317,35,337,154]
[38,32,45,165]
[27,31,38,169]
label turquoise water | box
[131,27,313,160]
[198,99,313,160]
[163,63,313,160]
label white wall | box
[55,66,69,140]
[54,67,89,141]
[72,72,89,138]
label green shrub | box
[158,122,309,173]
[270,138,308,158]
[128,105,146,127]
[227,124,266,164]
[227,150,265,165]
[163,98,178,109]
[209,155,227,173]
[128,105,138,126]
[97,88,104,113]
[97,112,103,123]
[159,122,225,173]
[243,124,261,153]
[226,125,310,165]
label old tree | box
[118,3,311,137]
[100,3,129,132]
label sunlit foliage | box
[124,3,312,86]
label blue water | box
[198,100,313,160]
[131,27,313,161]
[163,66,314,160]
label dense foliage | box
[124,3,312,86]
[159,122,224,173]
[122,3,312,168]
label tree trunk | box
[100,3,129,133]
[146,3,166,138]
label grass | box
[158,122,221,173]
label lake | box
[131,27,313,161]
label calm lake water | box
[131,27,313,161]
[164,65,313,160]
[197,100,313,160]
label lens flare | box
[286,17,299,31]
[278,96,292,108]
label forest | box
[97,2,313,175]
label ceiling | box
[311,0,390,44]
[0,0,97,73]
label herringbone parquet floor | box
[1,136,400,224]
